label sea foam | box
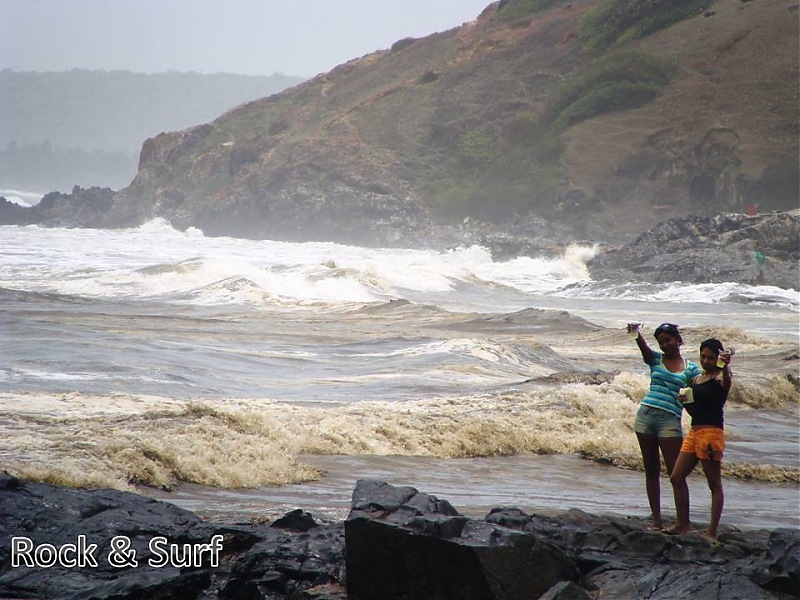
[3,377,796,492]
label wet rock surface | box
[0,474,796,599]
[0,474,345,600]
[586,210,799,289]
[345,481,798,600]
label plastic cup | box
[716,347,735,368]
[627,322,642,337]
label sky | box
[1,0,493,78]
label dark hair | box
[700,338,724,356]
[654,323,683,344]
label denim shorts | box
[634,405,683,438]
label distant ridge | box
[0,69,305,189]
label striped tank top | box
[642,352,701,418]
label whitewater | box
[0,220,797,530]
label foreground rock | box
[345,480,579,599]
[0,474,346,599]
[345,480,798,600]
[0,474,797,599]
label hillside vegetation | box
[7,0,799,245]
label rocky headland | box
[0,475,797,599]
[1,0,797,289]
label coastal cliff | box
[2,0,797,251]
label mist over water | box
[0,221,797,529]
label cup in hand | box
[716,347,735,369]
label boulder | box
[345,480,580,600]
[751,528,800,597]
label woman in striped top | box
[629,322,700,530]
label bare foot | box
[700,531,718,542]
[647,521,663,531]
[662,523,692,535]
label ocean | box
[1,218,798,531]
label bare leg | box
[665,451,698,535]
[636,432,664,529]
[701,458,724,539]
[658,436,686,528]
[659,436,684,476]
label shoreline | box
[1,473,796,600]
[140,452,800,531]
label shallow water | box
[147,453,800,531]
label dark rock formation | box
[344,481,798,600]
[345,480,579,600]
[0,197,30,225]
[587,210,800,289]
[0,473,345,600]
[0,474,797,599]
[0,186,120,229]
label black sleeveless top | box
[685,377,727,428]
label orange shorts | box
[681,426,725,461]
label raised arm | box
[628,324,655,365]
[719,352,733,392]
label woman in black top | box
[665,338,732,539]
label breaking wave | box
[3,374,796,492]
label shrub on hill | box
[579,0,713,52]
[541,50,678,128]
[497,0,563,21]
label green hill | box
[7,0,799,244]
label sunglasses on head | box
[654,323,679,336]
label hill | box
[0,69,304,190]
[4,0,798,245]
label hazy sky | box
[1,0,492,77]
